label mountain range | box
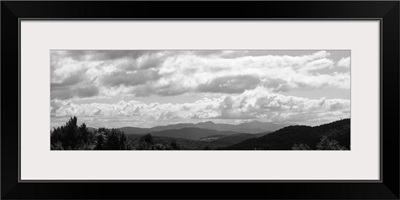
[118,120,292,135]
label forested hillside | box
[221,119,350,150]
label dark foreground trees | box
[136,134,182,150]
[51,116,96,150]
[95,128,131,150]
[51,117,182,150]
[51,117,132,150]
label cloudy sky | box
[51,50,350,128]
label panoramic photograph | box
[50,50,351,150]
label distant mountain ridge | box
[119,120,292,135]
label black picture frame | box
[1,1,399,199]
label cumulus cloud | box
[51,50,350,100]
[51,86,350,128]
[217,86,350,124]
[197,75,260,94]
[337,57,351,68]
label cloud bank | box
[51,86,350,128]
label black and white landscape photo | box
[50,50,350,150]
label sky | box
[50,50,350,128]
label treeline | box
[51,117,183,150]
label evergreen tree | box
[103,129,131,150]
[51,116,95,150]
